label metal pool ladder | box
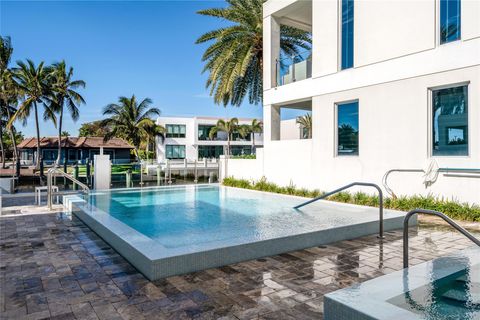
[294,182,384,238]
[403,209,480,268]
[47,166,90,210]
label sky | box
[1,0,278,137]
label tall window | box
[432,85,468,156]
[341,0,354,69]
[337,101,359,155]
[440,0,461,44]
[165,145,186,159]
[198,145,224,159]
[166,124,186,138]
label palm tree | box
[0,36,14,169]
[296,113,312,139]
[196,0,311,106]
[0,36,20,171]
[9,59,52,168]
[101,95,161,160]
[48,61,86,165]
[249,119,263,153]
[209,118,239,156]
[142,122,165,162]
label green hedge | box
[222,177,480,222]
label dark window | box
[230,145,252,156]
[165,145,186,159]
[432,85,468,156]
[440,0,461,44]
[232,132,251,141]
[341,0,354,69]
[166,124,186,138]
[337,101,359,155]
[198,125,215,140]
[198,145,224,159]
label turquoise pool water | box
[389,263,480,319]
[86,185,383,249]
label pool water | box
[86,185,382,249]
[389,263,480,319]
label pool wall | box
[65,190,416,280]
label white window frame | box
[427,81,470,158]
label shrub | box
[222,177,480,222]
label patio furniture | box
[35,186,59,205]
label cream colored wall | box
[280,119,302,140]
[463,0,480,40]
[355,0,435,66]
[312,0,338,77]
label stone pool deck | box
[0,211,478,320]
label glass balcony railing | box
[276,51,312,86]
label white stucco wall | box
[251,0,480,204]
[227,66,480,204]
[280,119,303,140]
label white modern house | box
[224,0,480,204]
[155,116,264,162]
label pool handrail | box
[403,208,480,268]
[294,182,384,238]
[47,166,90,210]
[383,167,480,198]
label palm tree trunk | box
[146,137,149,163]
[252,133,255,155]
[227,136,231,157]
[56,106,64,166]
[33,101,41,169]
[6,106,19,176]
[0,124,5,169]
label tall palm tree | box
[0,36,14,169]
[249,119,263,153]
[9,59,52,168]
[101,95,161,160]
[209,118,239,156]
[296,113,312,139]
[196,0,311,106]
[48,61,86,165]
[142,122,165,162]
[0,36,20,171]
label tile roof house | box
[18,137,134,165]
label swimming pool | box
[324,246,480,319]
[65,184,412,280]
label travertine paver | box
[0,212,478,319]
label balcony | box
[277,51,312,86]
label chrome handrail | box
[294,182,384,238]
[403,209,480,268]
[383,168,480,198]
[47,166,90,210]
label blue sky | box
[1,0,270,137]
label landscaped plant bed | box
[222,177,480,222]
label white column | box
[93,154,111,190]
[263,104,281,142]
[263,15,280,90]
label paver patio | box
[0,211,478,320]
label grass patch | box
[231,154,256,159]
[222,177,480,222]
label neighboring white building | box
[225,0,480,204]
[155,116,264,162]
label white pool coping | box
[65,185,415,280]
[324,246,480,320]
